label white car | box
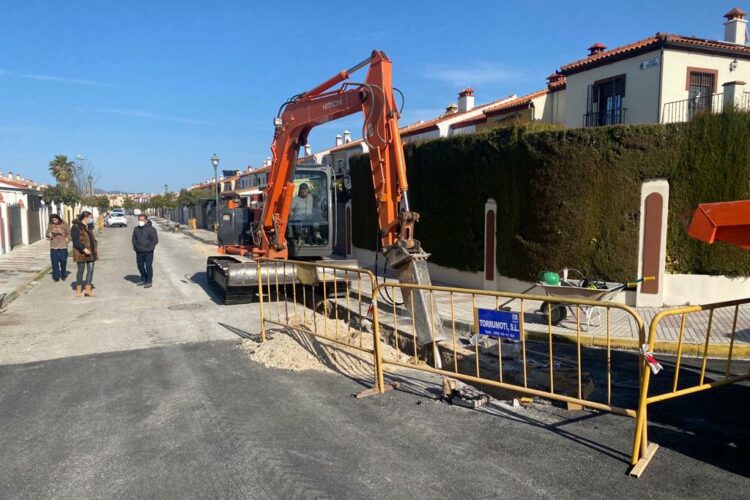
[107,212,128,228]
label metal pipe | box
[346,56,372,76]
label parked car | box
[106,212,128,228]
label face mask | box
[88,221,94,228]
[138,221,146,227]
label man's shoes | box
[61,275,67,281]
[144,283,152,289]
[136,281,146,286]
[53,278,60,282]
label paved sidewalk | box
[154,219,217,246]
[0,240,52,308]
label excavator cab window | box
[287,170,329,251]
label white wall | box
[564,49,662,127]
[664,274,750,305]
[543,88,566,125]
[401,128,441,144]
[450,124,476,136]
[661,49,750,120]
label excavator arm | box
[252,50,446,347]
[255,50,418,262]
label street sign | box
[475,308,521,341]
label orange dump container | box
[688,200,750,250]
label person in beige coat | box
[45,214,70,282]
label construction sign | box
[475,308,521,341]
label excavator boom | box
[210,50,446,345]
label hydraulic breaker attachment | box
[384,243,449,346]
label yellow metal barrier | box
[257,258,387,395]
[630,297,750,477]
[371,282,646,441]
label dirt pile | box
[242,316,410,378]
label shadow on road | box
[218,322,262,341]
[188,272,224,305]
[123,274,142,284]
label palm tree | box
[48,155,75,185]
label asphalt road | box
[0,219,748,498]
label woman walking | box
[45,214,70,282]
[70,211,98,297]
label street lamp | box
[211,153,220,231]
[87,174,93,197]
[164,183,168,194]
[76,155,86,195]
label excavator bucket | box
[688,200,750,250]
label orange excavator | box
[207,50,445,345]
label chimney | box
[458,88,475,112]
[588,42,607,56]
[335,134,343,146]
[724,7,748,44]
[304,144,312,156]
[343,130,351,143]
[445,103,458,114]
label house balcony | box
[582,108,627,127]
[660,92,750,123]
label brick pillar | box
[637,180,669,307]
[484,198,497,290]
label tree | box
[122,197,136,210]
[162,192,177,210]
[68,156,99,197]
[177,188,200,207]
[95,195,110,212]
[48,155,75,185]
[42,184,80,213]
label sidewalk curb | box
[522,329,750,359]
[1,265,51,311]
[375,299,750,360]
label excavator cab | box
[208,164,337,304]
[286,166,333,258]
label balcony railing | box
[582,108,627,127]
[660,92,750,123]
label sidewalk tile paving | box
[0,240,52,304]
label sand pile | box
[242,315,410,379]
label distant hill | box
[94,188,132,195]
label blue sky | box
[0,0,735,192]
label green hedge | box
[350,113,750,281]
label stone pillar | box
[19,198,29,246]
[484,198,497,290]
[722,81,746,110]
[0,194,6,255]
[637,180,669,307]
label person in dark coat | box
[132,214,159,288]
[70,211,98,297]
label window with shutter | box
[584,75,626,126]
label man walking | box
[132,214,159,288]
